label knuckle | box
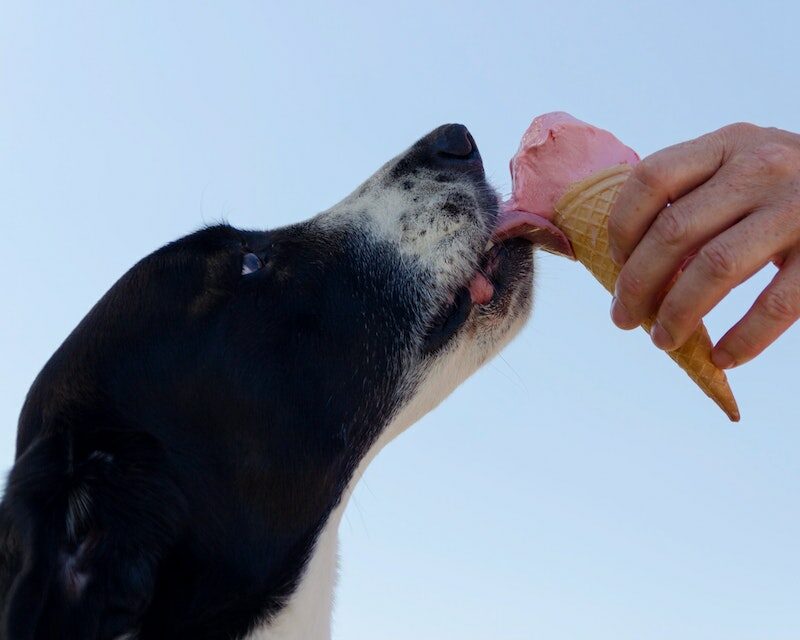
[757,287,800,323]
[752,142,796,179]
[652,206,690,248]
[697,241,739,282]
[727,141,797,184]
[658,296,694,332]
[727,327,762,358]
[728,152,769,178]
[721,121,760,139]
[767,203,799,231]
[615,269,645,304]
[631,159,669,196]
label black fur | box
[0,219,424,638]
[0,124,526,639]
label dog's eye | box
[241,252,265,275]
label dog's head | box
[20,124,534,481]
[6,125,536,637]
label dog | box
[0,124,542,639]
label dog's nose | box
[432,124,476,159]
[423,124,483,177]
[401,124,485,179]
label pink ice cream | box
[496,112,640,258]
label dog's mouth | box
[467,238,524,305]
[423,243,509,354]
[467,207,574,305]
[423,209,571,353]
[422,142,579,354]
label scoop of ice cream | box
[507,112,640,215]
[496,112,639,258]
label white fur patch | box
[315,165,490,294]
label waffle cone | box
[550,164,740,421]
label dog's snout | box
[432,124,476,159]
[418,123,484,178]
[392,123,485,180]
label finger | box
[611,165,757,329]
[712,250,800,368]
[652,206,800,351]
[609,130,726,265]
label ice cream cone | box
[551,164,740,421]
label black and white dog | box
[0,125,543,639]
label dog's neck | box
[241,425,394,640]
[244,458,375,640]
[246,341,486,640]
[245,370,451,640]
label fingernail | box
[610,297,636,328]
[650,322,674,350]
[712,349,736,370]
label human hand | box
[607,123,800,369]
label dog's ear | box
[3,430,186,640]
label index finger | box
[609,131,727,265]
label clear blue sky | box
[1,2,798,639]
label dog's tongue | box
[496,111,640,258]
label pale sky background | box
[1,2,799,639]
